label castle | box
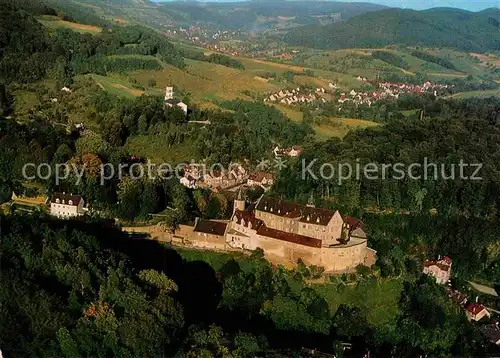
[165,193,376,273]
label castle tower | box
[233,187,245,214]
[165,86,174,101]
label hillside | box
[66,0,386,33]
[284,7,500,52]
[155,1,387,31]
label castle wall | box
[186,230,227,250]
[320,241,367,272]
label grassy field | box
[38,15,102,34]
[124,135,198,164]
[314,117,380,140]
[13,90,40,114]
[88,74,163,99]
[291,47,499,81]
[131,59,282,105]
[272,104,304,122]
[444,88,500,99]
[426,48,497,79]
[315,278,403,327]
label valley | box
[1,0,500,356]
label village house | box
[164,86,188,114]
[247,172,274,187]
[423,256,452,284]
[479,322,500,345]
[50,192,85,218]
[274,145,303,158]
[203,170,224,188]
[180,175,197,189]
[202,165,247,190]
[465,302,490,322]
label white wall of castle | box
[125,209,372,273]
[227,219,367,272]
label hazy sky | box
[347,0,499,11]
[158,0,499,12]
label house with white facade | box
[423,256,452,284]
[247,172,274,187]
[50,192,85,218]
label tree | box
[332,304,371,340]
[138,114,148,134]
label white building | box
[164,86,188,114]
[165,86,174,101]
[423,256,452,284]
[180,176,197,189]
[50,192,85,218]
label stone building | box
[165,194,376,273]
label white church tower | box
[165,86,174,101]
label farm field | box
[131,59,282,105]
[87,74,163,99]
[37,15,102,34]
[444,88,500,99]
[314,117,380,140]
[290,47,499,81]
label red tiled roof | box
[256,226,321,248]
[255,195,365,229]
[248,172,274,183]
[233,210,264,230]
[466,303,487,315]
[51,192,82,206]
[256,195,302,218]
[440,256,452,265]
[343,216,366,233]
[299,206,336,226]
[423,260,451,272]
[194,219,227,236]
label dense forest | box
[180,48,245,69]
[2,213,495,357]
[0,1,184,84]
[1,0,500,356]
[371,50,409,70]
[284,8,500,52]
[410,50,458,71]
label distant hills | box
[284,7,500,52]
[156,1,387,30]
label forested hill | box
[155,1,387,30]
[284,7,500,52]
[0,0,185,84]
